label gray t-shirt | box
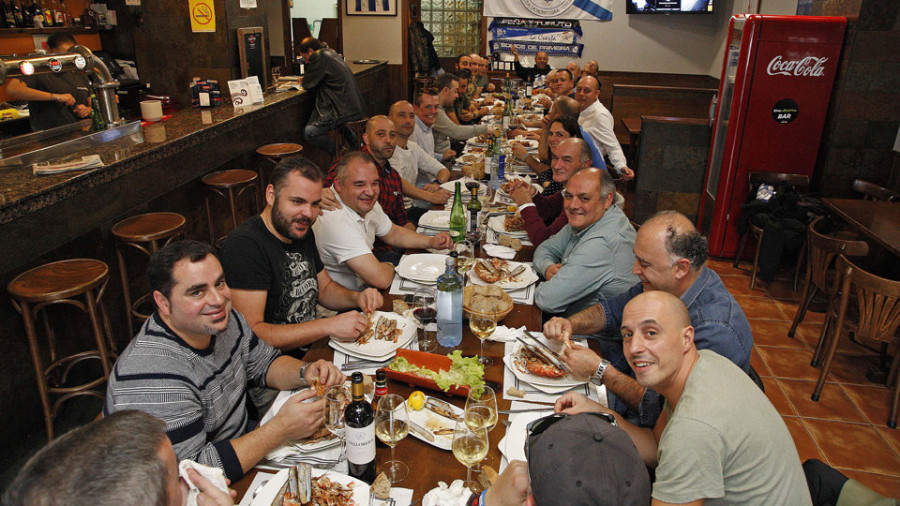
[654,350,811,506]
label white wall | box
[342,0,405,63]
[291,0,338,38]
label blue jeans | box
[303,114,361,155]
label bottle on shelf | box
[1,0,11,28]
[344,371,376,484]
[30,0,42,28]
[11,0,24,28]
[448,181,466,244]
[436,255,463,347]
[59,0,70,24]
[53,0,64,26]
[41,0,52,27]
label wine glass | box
[375,394,409,483]
[468,300,497,366]
[465,385,498,433]
[323,384,350,438]
[456,241,475,276]
[412,288,437,352]
[452,413,489,493]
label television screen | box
[627,0,713,13]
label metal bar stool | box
[203,169,260,248]
[112,212,186,338]
[8,258,116,441]
[255,143,303,199]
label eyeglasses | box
[523,412,616,485]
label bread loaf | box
[370,472,391,500]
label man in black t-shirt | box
[219,157,382,353]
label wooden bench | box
[609,84,717,146]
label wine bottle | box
[466,182,481,240]
[372,369,388,448]
[448,181,466,244]
[53,0,63,25]
[11,0,23,27]
[436,256,463,347]
[488,135,501,191]
[344,372,376,484]
[1,1,11,28]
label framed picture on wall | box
[346,0,397,16]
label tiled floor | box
[708,258,900,498]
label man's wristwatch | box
[590,359,611,386]
[298,362,311,386]
[432,179,443,185]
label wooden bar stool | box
[255,143,303,197]
[8,258,115,441]
[203,169,259,247]
[112,212,186,338]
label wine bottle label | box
[345,424,375,464]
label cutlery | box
[340,359,392,371]
[513,334,570,374]
[408,420,435,442]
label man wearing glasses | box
[533,167,638,317]
[555,291,810,504]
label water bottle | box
[436,256,463,347]
[488,135,501,192]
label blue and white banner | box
[488,18,584,57]
[484,0,613,21]
[490,39,584,57]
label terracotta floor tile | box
[839,470,900,499]
[778,379,867,423]
[794,322,826,348]
[765,278,804,301]
[762,377,797,416]
[756,346,821,381]
[877,426,900,460]
[749,319,809,349]
[803,418,900,475]
[782,416,824,463]
[823,353,883,386]
[751,347,773,377]
[842,383,896,428]
[721,275,767,297]
[734,295,789,320]
[778,299,828,324]
[706,258,746,277]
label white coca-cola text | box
[766,56,828,77]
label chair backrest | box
[806,216,869,292]
[835,255,900,344]
[749,172,811,193]
[852,178,899,202]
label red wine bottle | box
[344,372,376,484]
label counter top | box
[0,61,385,225]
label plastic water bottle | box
[436,256,463,347]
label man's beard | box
[272,198,312,241]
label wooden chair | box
[732,172,810,290]
[788,216,869,340]
[331,117,369,160]
[852,178,899,202]
[812,255,900,428]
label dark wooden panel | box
[610,84,717,145]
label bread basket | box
[463,285,514,322]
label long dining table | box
[231,243,555,504]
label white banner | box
[483,0,613,21]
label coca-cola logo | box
[48,59,62,72]
[766,56,828,77]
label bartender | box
[6,33,92,131]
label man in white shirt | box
[576,75,634,180]
[411,89,455,162]
[313,152,453,291]
[388,100,452,223]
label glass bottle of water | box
[436,256,463,347]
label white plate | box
[419,210,452,230]
[250,467,367,506]
[510,138,538,150]
[503,336,588,389]
[440,179,486,196]
[468,260,539,290]
[328,311,417,360]
[407,395,463,451]
[260,389,345,453]
[395,253,449,284]
[488,215,528,238]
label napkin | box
[178,460,229,506]
[488,325,525,343]
[482,244,516,260]
[422,480,473,506]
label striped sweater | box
[104,310,280,480]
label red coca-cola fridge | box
[698,14,846,257]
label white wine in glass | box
[468,302,496,366]
[451,415,489,493]
[374,394,409,483]
[465,385,498,432]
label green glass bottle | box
[466,181,481,241]
[90,94,106,131]
[448,182,466,243]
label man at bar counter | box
[555,291,812,505]
[6,32,92,131]
[297,36,365,156]
[219,157,382,353]
[544,210,753,427]
[313,151,453,291]
[105,240,345,482]
[533,167,638,317]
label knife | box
[340,359,391,371]
[408,420,435,442]
[514,334,570,374]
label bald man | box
[544,210,753,427]
[555,291,810,505]
[575,75,634,180]
[510,45,552,83]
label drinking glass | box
[412,288,437,352]
[452,414,489,493]
[465,385,498,433]
[271,65,281,87]
[323,384,350,438]
[375,394,409,483]
[468,299,496,366]
[456,241,475,276]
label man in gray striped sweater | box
[104,240,344,481]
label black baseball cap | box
[527,413,651,505]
